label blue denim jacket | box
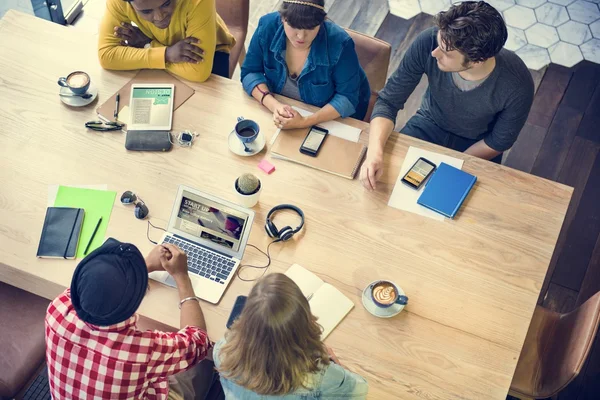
[241,12,371,120]
[213,338,369,399]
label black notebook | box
[37,207,85,259]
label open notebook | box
[285,264,354,339]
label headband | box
[282,0,326,11]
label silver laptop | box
[150,185,255,304]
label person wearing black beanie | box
[45,238,219,399]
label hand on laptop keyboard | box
[160,244,189,280]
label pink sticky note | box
[258,159,275,174]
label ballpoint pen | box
[114,93,120,120]
[84,217,103,255]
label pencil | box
[84,217,103,255]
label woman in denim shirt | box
[213,273,368,399]
[241,0,371,129]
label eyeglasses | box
[121,191,149,219]
[85,120,124,132]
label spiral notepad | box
[270,127,366,179]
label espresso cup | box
[57,71,91,95]
[370,280,408,308]
[235,116,259,153]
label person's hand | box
[326,346,342,365]
[165,37,204,64]
[360,151,384,191]
[145,245,171,273]
[159,243,189,279]
[277,108,308,130]
[114,23,151,48]
[272,103,294,128]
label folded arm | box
[98,0,216,82]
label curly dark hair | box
[434,1,507,64]
[279,0,326,30]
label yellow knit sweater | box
[98,0,235,82]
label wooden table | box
[0,11,573,400]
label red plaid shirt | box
[45,289,210,399]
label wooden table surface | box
[0,11,573,400]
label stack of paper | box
[388,147,464,221]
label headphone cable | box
[236,240,281,282]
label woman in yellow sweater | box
[98,0,235,82]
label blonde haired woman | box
[213,273,368,398]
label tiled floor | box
[389,0,600,69]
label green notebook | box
[54,186,117,258]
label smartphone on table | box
[226,295,247,329]
[401,157,437,190]
[299,126,328,157]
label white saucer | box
[362,281,406,318]
[228,130,266,156]
[59,82,98,107]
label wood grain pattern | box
[0,11,573,400]
[504,123,547,173]
[531,105,583,181]
[537,137,600,304]
[553,153,600,291]
[526,64,572,130]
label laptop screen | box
[173,190,250,252]
[130,87,173,127]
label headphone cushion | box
[279,226,294,241]
[265,220,279,238]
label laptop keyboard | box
[163,235,236,284]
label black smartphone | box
[299,126,329,157]
[226,295,247,329]
[401,157,437,190]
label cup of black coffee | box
[370,280,408,308]
[235,116,260,153]
[57,71,90,95]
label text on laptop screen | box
[131,87,173,126]
[174,191,249,252]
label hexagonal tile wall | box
[526,23,560,47]
[581,38,600,63]
[506,26,529,51]
[388,0,422,19]
[567,1,600,24]
[549,41,584,66]
[504,5,537,29]
[387,0,600,69]
[558,21,593,44]
[591,20,600,38]
[517,44,551,69]
[535,3,570,26]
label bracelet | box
[260,91,272,105]
[179,296,201,309]
[255,86,272,105]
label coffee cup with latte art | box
[370,280,408,308]
[57,71,91,95]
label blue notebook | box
[417,162,477,218]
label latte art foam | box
[372,283,396,305]
[67,73,89,88]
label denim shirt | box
[241,12,371,120]
[213,338,369,399]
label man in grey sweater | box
[360,1,534,191]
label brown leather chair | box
[510,291,600,399]
[216,0,249,78]
[343,28,392,121]
[0,282,49,399]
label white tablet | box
[127,83,175,131]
